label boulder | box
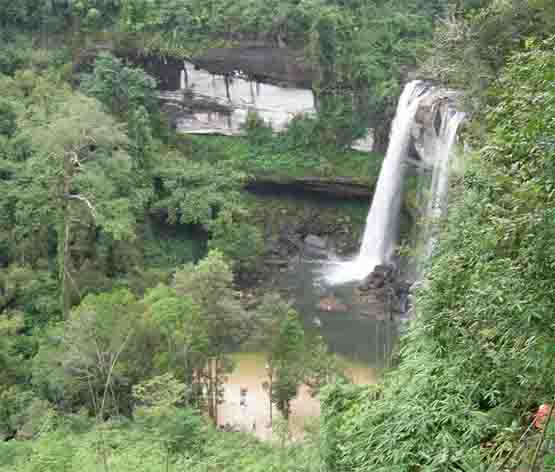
[15,429,33,441]
[276,229,302,256]
[304,234,327,250]
[356,281,371,292]
[318,295,348,313]
[359,264,395,290]
[410,87,463,164]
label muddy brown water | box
[220,255,396,440]
[140,59,398,436]
[219,352,377,440]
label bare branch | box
[65,267,82,300]
[67,194,98,219]
[100,329,133,419]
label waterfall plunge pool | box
[220,187,400,439]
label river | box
[142,58,398,439]
[219,352,377,440]
[220,254,396,440]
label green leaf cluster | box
[321,35,555,471]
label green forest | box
[2,0,555,471]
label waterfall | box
[325,81,429,284]
[422,109,465,264]
[180,66,187,90]
[325,81,464,285]
[357,82,428,272]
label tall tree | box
[20,90,136,317]
[174,250,251,421]
[268,308,306,420]
[141,283,210,405]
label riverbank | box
[219,352,377,440]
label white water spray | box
[180,69,186,90]
[325,81,465,285]
[325,81,429,284]
[422,109,465,262]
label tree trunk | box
[373,122,391,154]
[207,358,217,423]
[213,358,218,425]
[60,153,72,319]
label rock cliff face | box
[129,43,314,88]
[247,179,372,199]
[192,45,315,88]
[158,54,315,136]
[409,87,463,163]
[150,49,375,198]
[150,46,386,152]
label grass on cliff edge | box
[174,134,384,188]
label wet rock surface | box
[355,264,412,316]
[409,88,463,164]
[317,295,348,313]
[304,234,327,250]
[247,179,372,201]
[192,45,315,88]
[358,264,395,290]
[158,59,315,136]
[246,187,367,268]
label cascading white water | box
[180,69,186,90]
[325,81,430,284]
[422,109,465,262]
[357,82,430,271]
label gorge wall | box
[154,46,374,152]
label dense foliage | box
[321,30,555,472]
[422,0,555,117]
[0,27,339,470]
[3,0,555,471]
[115,0,458,149]
[0,413,321,472]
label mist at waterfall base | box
[324,81,426,285]
[324,81,464,285]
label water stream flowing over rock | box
[325,81,428,284]
[422,109,466,265]
[160,61,316,135]
[324,81,465,285]
[158,60,375,152]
